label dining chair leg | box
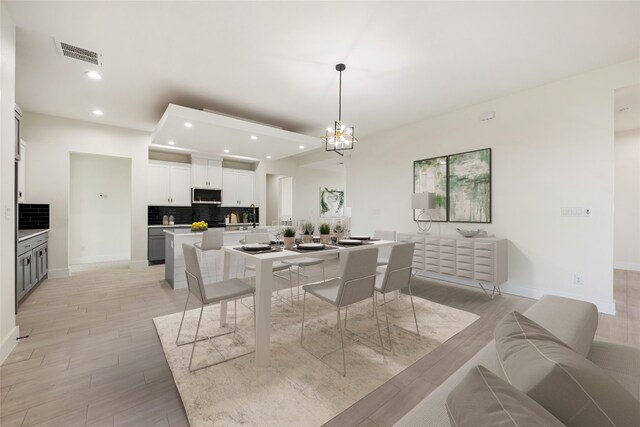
[176,292,191,346]
[344,305,348,330]
[300,291,307,344]
[289,268,294,307]
[408,283,420,336]
[188,304,205,372]
[234,298,237,332]
[337,306,347,376]
[382,293,392,350]
[373,295,385,351]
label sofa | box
[395,295,640,426]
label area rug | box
[153,290,478,426]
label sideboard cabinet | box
[398,233,507,298]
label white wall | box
[70,153,132,265]
[614,129,640,271]
[255,157,347,226]
[265,174,281,224]
[0,2,18,363]
[22,113,149,275]
[350,59,640,313]
[280,176,293,219]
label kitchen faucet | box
[250,204,256,228]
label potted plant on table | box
[319,223,331,244]
[302,222,314,243]
[333,223,344,241]
[282,226,296,249]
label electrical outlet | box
[573,274,584,285]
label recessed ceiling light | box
[224,149,230,153]
[251,135,257,140]
[299,145,304,149]
[85,71,102,80]
[184,122,192,128]
[266,155,272,159]
[92,109,103,116]
[168,140,175,146]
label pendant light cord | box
[338,69,342,122]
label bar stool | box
[194,229,223,282]
[282,257,326,305]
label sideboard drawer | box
[475,256,494,267]
[440,252,455,262]
[457,269,474,279]
[456,240,474,249]
[440,266,456,276]
[475,265,494,275]
[440,259,455,269]
[474,242,495,252]
[456,247,473,257]
[440,239,456,248]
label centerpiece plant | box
[319,223,331,244]
[302,222,314,243]
[282,226,296,249]
[333,223,344,240]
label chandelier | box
[322,63,358,156]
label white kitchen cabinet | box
[222,169,255,206]
[148,163,191,206]
[191,157,222,189]
[17,140,26,203]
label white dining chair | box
[300,247,383,376]
[373,230,396,266]
[194,228,224,281]
[177,243,256,372]
[242,232,294,306]
[282,257,325,305]
[374,242,419,350]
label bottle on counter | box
[169,215,174,225]
[162,215,168,225]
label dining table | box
[219,239,397,367]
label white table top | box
[222,239,396,262]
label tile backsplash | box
[148,205,259,226]
[19,204,50,230]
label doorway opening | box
[69,153,132,267]
[266,174,294,226]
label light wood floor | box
[0,262,636,427]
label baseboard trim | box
[414,271,616,315]
[0,325,20,365]
[614,262,640,272]
[48,268,70,278]
[500,285,616,315]
[130,260,148,269]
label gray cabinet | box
[148,228,166,263]
[17,232,49,303]
[16,251,33,301]
[148,226,191,264]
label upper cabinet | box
[191,156,222,189]
[222,169,256,207]
[148,162,191,206]
[17,140,26,203]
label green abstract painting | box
[413,156,448,221]
[320,187,344,217]
[448,148,491,223]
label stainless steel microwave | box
[192,188,222,204]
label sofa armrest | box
[588,339,640,400]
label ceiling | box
[150,104,321,161]
[7,1,640,145]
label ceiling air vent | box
[55,39,102,66]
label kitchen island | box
[164,229,260,289]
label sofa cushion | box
[495,311,640,427]
[446,365,564,427]
[522,294,598,356]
